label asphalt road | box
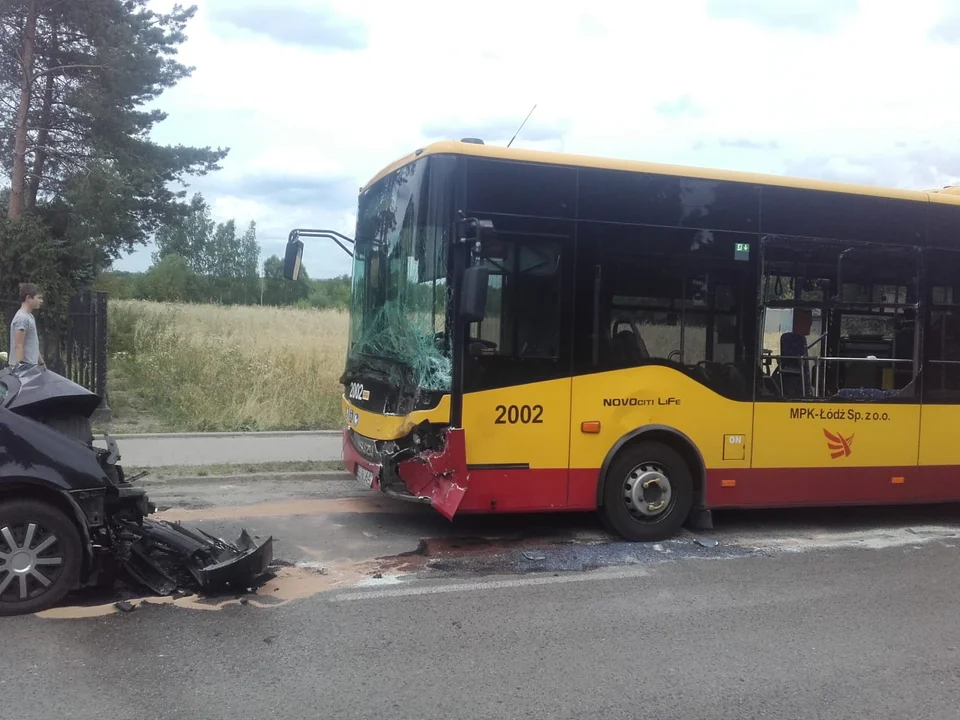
[5,475,960,720]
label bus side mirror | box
[461,266,489,323]
[284,239,304,281]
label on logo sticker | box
[824,429,854,459]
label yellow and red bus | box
[284,139,960,541]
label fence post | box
[93,291,110,419]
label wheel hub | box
[0,523,64,601]
[623,464,673,519]
[10,551,32,574]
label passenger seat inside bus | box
[611,329,650,366]
[777,309,814,397]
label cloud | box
[718,138,780,150]
[706,0,859,33]
[206,1,369,51]
[111,0,960,279]
[785,145,960,190]
[930,11,960,44]
[691,138,779,152]
[204,173,360,276]
[577,13,607,37]
[421,115,571,144]
[655,95,704,119]
[214,174,359,212]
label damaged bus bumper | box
[343,426,469,520]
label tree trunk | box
[8,0,38,219]
[26,27,55,211]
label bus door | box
[458,215,576,512]
[917,248,960,502]
[750,237,922,506]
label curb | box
[105,430,342,440]
[139,470,351,485]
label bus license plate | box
[355,465,374,488]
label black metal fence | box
[1,290,109,402]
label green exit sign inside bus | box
[734,242,750,261]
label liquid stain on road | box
[32,519,960,621]
[35,560,396,619]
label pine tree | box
[0,0,228,302]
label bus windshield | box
[346,157,452,392]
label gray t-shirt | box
[9,309,39,366]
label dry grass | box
[108,301,348,432]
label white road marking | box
[737,525,960,553]
[330,566,651,602]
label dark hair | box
[19,283,40,302]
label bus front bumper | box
[342,427,469,520]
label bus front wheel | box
[601,442,693,542]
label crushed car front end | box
[0,401,273,616]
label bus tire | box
[600,441,693,542]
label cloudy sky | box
[124,0,960,278]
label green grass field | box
[104,300,348,433]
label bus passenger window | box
[595,250,750,400]
[602,261,683,368]
[758,236,920,402]
[924,249,960,403]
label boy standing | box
[9,282,44,369]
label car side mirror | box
[460,266,489,323]
[284,239,304,281]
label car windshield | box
[346,157,452,391]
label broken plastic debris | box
[122,521,273,596]
[695,538,719,548]
[521,551,547,561]
[114,600,136,613]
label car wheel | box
[601,442,694,542]
[0,500,83,616]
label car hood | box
[0,406,109,491]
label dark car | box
[0,366,272,616]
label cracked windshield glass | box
[348,158,451,391]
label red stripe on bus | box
[705,466,960,508]
[458,468,577,513]
[345,424,960,514]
